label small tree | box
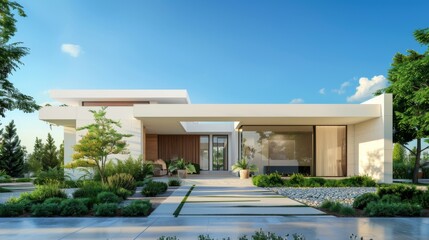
[377,28,429,183]
[42,133,59,169]
[27,137,44,174]
[393,143,406,162]
[58,141,64,165]
[68,107,131,183]
[0,120,24,177]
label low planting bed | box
[255,173,429,217]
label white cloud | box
[61,43,82,57]
[332,81,350,94]
[347,75,387,102]
[290,98,304,104]
[319,88,326,94]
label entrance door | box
[212,135,228,170]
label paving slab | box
[180,206,325,216]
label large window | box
[199,136,209,171]
[241,126,313,175]
[315,126,346,176]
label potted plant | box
[232,158,258,179]
[168,158,196,178]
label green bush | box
[304,177,326,187]
[323,179,345,187]
[393,162,413,179]
[31,203,61,217]
[33,167,65,185]
[168,178,181,187]
[329,202,342,212]
[97,191,121,203]
[0,203,25,217]
[320,200,334,209]
[76,197,95,209]
[62,180,82,188]
[72,181,109,199]
[380,194,401,204]
[43,197,65,205]
[377,184,423,200]
[288,173,305,185]
[94,203,118,216]
[142,181,168,197]
[339,205,356,216]
[418,190,429,208]
[6,197,33,212]
[30,183,67,203]
[114,187,133,200]
[342,175,377,187]
[364,201,422,217]
[95,157,153,181]
[353,193,379,210]
[252,172,284,187]
[107,173,136,192]
[121,200,152,216]
[60,199,89,216]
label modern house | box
[39,90,393,183]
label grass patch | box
[173,185,195,217]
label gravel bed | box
[271,187,377,207]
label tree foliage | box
[68,107,132,183]
[42,133,59,170]
[377,27,429,183]
[27,137,43,174]
[393,143,406,162]
[0,120,24,177]
[0,0,39,117]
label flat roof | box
[50,89,190,105]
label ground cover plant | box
[142,181,168,197]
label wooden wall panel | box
[158,135,200,164]
[145,134,158,160]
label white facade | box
[39,90,393,183]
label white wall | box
[354,94,393,183]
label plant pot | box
[177,169,187,178]
[239,169,249,179]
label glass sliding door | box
[212,135,228,171]
[199,136,209,171]
[315,126,346,176]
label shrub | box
[320,200,334,209]
[31,203,61,217]
[329,202,342,212]
[252,173,283,187]
[353,193,379,210]
[6,197,33,212]
[323,179,345,187]
[33,167,65,185]
[142,181,168,197]
[62,180,81,188]
[288,173,305,185]
[168,178,181,187]
[377,184,422,200]
[107,173,136,192]
[30,183,67,203]
[364,202,422,217]
[393,162,413,179]
[94,203,118,216]
[60,199,89,216]
[95,157,153,181]
[342,175,377,187]
[418,190,429,208]
[339,206,356,216]
[0,203,25,217]
[97,191,121,203]
[304,177,326,187]
[114,187,133,200]
[43,197,64,205]
[380,194,401,204]
[121,200,152,216]
[72,181,109,199]
[76,197,95,209]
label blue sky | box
[3,0,429,151]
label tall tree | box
[0,0,39,117]
[377,28,429,183]
[27,137,44,174]
[393,143,406,162]
[67,107,132,183]
[42,133,59,169]
[0,120,24,177]
[58,141,64,165]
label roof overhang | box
[134,104,381,134]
